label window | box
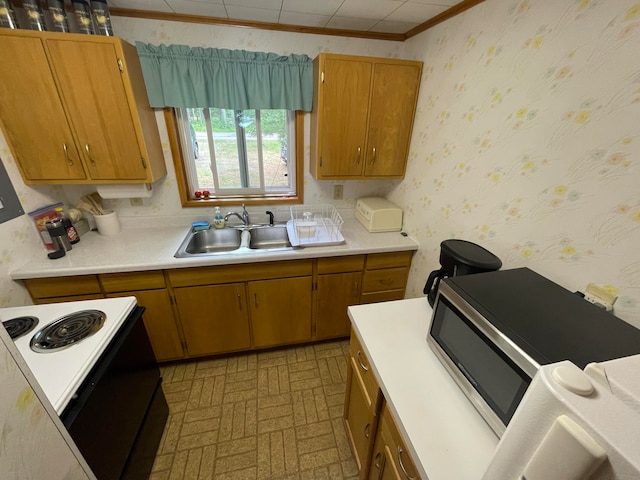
[169,107,303,206]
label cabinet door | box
[318,57,371,177]
[365,63,421,177]
[248,276,312,348]
[0,35,85,181]
[174,283,251,357]
[316,272,361,339]
[345,356,376,473]
[45,39,147,181]
[107,289,184,362]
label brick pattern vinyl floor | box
[151,340,359,480]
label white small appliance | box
[355,197,403,232]
[483,355,640,479]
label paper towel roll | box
[96,184,153,199]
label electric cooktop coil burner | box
[30,310,106,353]
[2,316,39,340]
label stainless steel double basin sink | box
[174,224,292,257]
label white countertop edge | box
[348,298,498,480]
[10,214,418,280]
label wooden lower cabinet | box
[107,289,184,362]
[346,332,420,480]
[316,271,361,339]
[21,249,414,361]
[345,332,382,478]
[173,283,251,357]
[248,276,312,348]
[369,403,420,480]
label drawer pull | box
[356,350,369,371]
[379,278,395,285]
[85,144,96,166]
[397,446,415,480]
[364,423,370,439]
[63,143,73,166]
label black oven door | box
[61,307,168,480]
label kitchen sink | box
[248,225,291,249]
[177,228,242,255]
[174,224,292,257]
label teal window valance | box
[135,42,313,112]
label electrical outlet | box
[130,198,143,207]
[333,184,343,200]
[584,283,617,312]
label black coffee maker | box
[424,239,503,306]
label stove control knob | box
[552,365,594,396]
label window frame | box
[164,108,305,207]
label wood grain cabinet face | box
[345,333,382,478]
[369,404,420,480]
[311,53,422,180]
[248,276,312,348]
[107,289,184,362]
[173,283,251,357]
[0,29,166,185]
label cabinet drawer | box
[381,403,420,480]
[36,294,104,304]
[362,267,407,293]
[168,259,313,287]
[317,255,365,274]
[100,271,166,293]
[24,275,101,299]
[360,289,405,304]
[349,331,381,410]
[366,251,413,270]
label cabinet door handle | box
[237,294,242,311]
[85,144,96,166]
[356,146,361,164]
[371,147,377,164]
[354,281,359,298]
[364,423,370,439]
[397,446,415,480]
[62,143,74,166]
[356,350,369,371]
[254,293,258,308]
[374,452,382,469]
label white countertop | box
[348,298,499,480]
[11,210,418,280]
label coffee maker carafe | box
[424,239,502,306]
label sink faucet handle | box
[241,204,250,225]
[266,210,274,226]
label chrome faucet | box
[224,204,250,226]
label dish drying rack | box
[286,205,345,247]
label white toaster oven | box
[355,197,403,232]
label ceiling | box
[108,0,481,41]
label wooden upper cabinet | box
[0,35,86,181]
[0,29,166,185]
[311,53,422,180]
[365,62,422,177]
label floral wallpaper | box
[0,330,90,479]
[396,0,640,328]
[1,0,639,331]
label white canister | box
[94,210,121,236]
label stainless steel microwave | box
[427,268,640,437]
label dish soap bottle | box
[213,207,225,229]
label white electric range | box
[0,296,136,414]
